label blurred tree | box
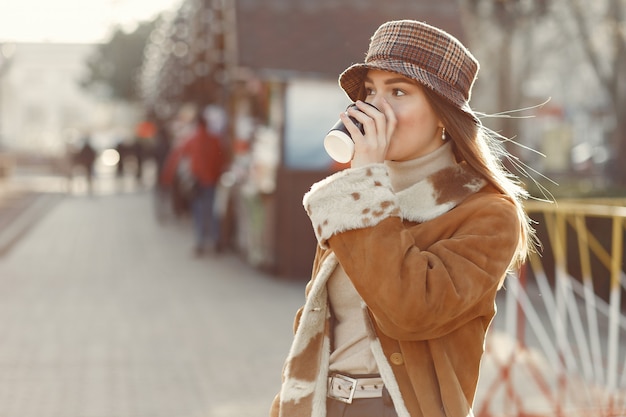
[80,20,157,102]
[460,0,551,147]
[562,0,626,186]
[463,0,626,187]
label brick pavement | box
[0,190,305,417]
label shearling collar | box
[396,161,486,223]
[303,162,486,249]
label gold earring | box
[441,127,446,141]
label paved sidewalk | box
[0,188,63,257]
[0,190,305,417]
[0,174,613,417]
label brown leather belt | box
[327,374,384,404]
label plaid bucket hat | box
[339,20,480,120]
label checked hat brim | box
[338,20,481,124]
[339,59,477,122]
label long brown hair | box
[422,87,536,269]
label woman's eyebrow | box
[364,76,417,86]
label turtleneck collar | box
[385,142,456,192]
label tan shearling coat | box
[271,162,521,417]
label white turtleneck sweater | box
[328,142,456,376]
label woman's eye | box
[393,88,405,96]
[365,87,375,96]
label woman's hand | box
[340,99,397,168]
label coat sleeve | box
[303,164,521,341]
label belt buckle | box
[328,374,357,404]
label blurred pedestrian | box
[153,122,172,223]
[178,113,224,256]
[115,140,127,178]
[76,136,96,195]
[62,141,77,194]
[271,20,536,417]
[134,120,157,184]
[132,139,145,183]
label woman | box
[271,20,535,417]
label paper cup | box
[324,129,355,163]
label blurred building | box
[140,0,466,278]
[0,43,140,157]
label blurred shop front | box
[224,75,349,279]
[139,0,466,280]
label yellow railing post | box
[607,216,623,394]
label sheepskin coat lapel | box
[271,161,518,417]
[304,163,485,249]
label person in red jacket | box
[179,114,224,256]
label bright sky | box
[0,0,182,43]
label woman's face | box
[363,69,444,161]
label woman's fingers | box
[339,112,363,139]
[347,100,389,166]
